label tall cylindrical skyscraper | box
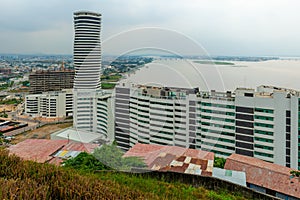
[73,11,102,133]
[73,11,101,90]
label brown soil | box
[11,122,72,144]
[0,105,16,112]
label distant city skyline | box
[1,0,300,56]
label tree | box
[93,144,124,170]
[93,143,147,171]
[63,152,111,172]
[214,156,226,169]
[63,144,147,172]
[22,81,30,87]
[290,170,300,178]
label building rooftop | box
[212,168,246,187]
[224,154,300,199]
[48,142,99,165]
[9,139,68,163]
[51,128,106,144]
[9,139,99,165]
[124,143,214,176]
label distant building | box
[29,70,74,94]
[124,143,214,176]
[25,89,73,118]
[115,83,300,170]
[0,68,12,75]
[8,139,99,165]
[224,154,300,200]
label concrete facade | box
[25,89,73,118]
[115,84,300,169]
[29,70,74,94]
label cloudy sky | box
[1,0,300,56]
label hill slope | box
[0,149,247,199]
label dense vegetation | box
[63,152,111,172]
[0,148,247,199]
[0,112,8,118]
[0,98,22,105]
[63,144,146,172]
[0,81,14,91]
[214,156,227,169]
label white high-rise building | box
[115,83,300,170]
[72,11,114,142]
[73,11,101,132]
[51,11,114,143]
[73,11,101,90]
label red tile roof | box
[47,142,99,165]
[9,139,99,165]
[224,154,300,198]
[184,148,214,160]
[9,139,67,163]
[62,142,98,153]
[124,143,214,176]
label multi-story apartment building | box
[115,83,300,169]
[25,89,73,118]
[29,70,74,94]
[73,90,114,139]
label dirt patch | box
[0,105,16,112]
[11,122,72,144]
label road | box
[3,113,72,137]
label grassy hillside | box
[0,149,247,199]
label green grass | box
[194,60,235,65]
[101,82,116,89]
[94,172,247,200]
[101,74,121,89]
[101,74,122,82]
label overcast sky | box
[1,0,300,56]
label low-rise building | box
[212,168,246,187]
[8,139,99,165]
[124,143,214,176]
[25,89,73,118]
[224,154,300,199]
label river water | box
[120,59,300,92]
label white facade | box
[73,11,101,90]
[73,91,114,140]
[25,89,73,118]
[71,11,114,142]
[115,84,300,169]
[115,85,197,151]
